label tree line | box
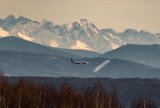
[0,75,157,108]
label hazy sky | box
[0,0,160,33]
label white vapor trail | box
[93,60,110,73]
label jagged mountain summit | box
[0,15,160,53]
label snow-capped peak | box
[123,29,139,35]
[4,15,15,21]
[77,18,89,26]
[60,19,99,38]
[41,19,55,29]
[16,16,32,24]
[41,19,53,24]
[73,19,99,36]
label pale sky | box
[0,0,160,33]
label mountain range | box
[0,15,160,78]
[0,15,160,53]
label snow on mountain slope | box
[0,15,160,53]
[0,27,9,37]
[109,41,119,49]
[103,36,119,49]
[18,32,33,41]
[71,40,92,51]
[50,40,59,47]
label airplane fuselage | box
[71,59,89,65]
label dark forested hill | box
[4,77,160,108]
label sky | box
[0,0,160,33]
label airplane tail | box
[71,59,74,63]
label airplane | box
[71,59,89,64]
